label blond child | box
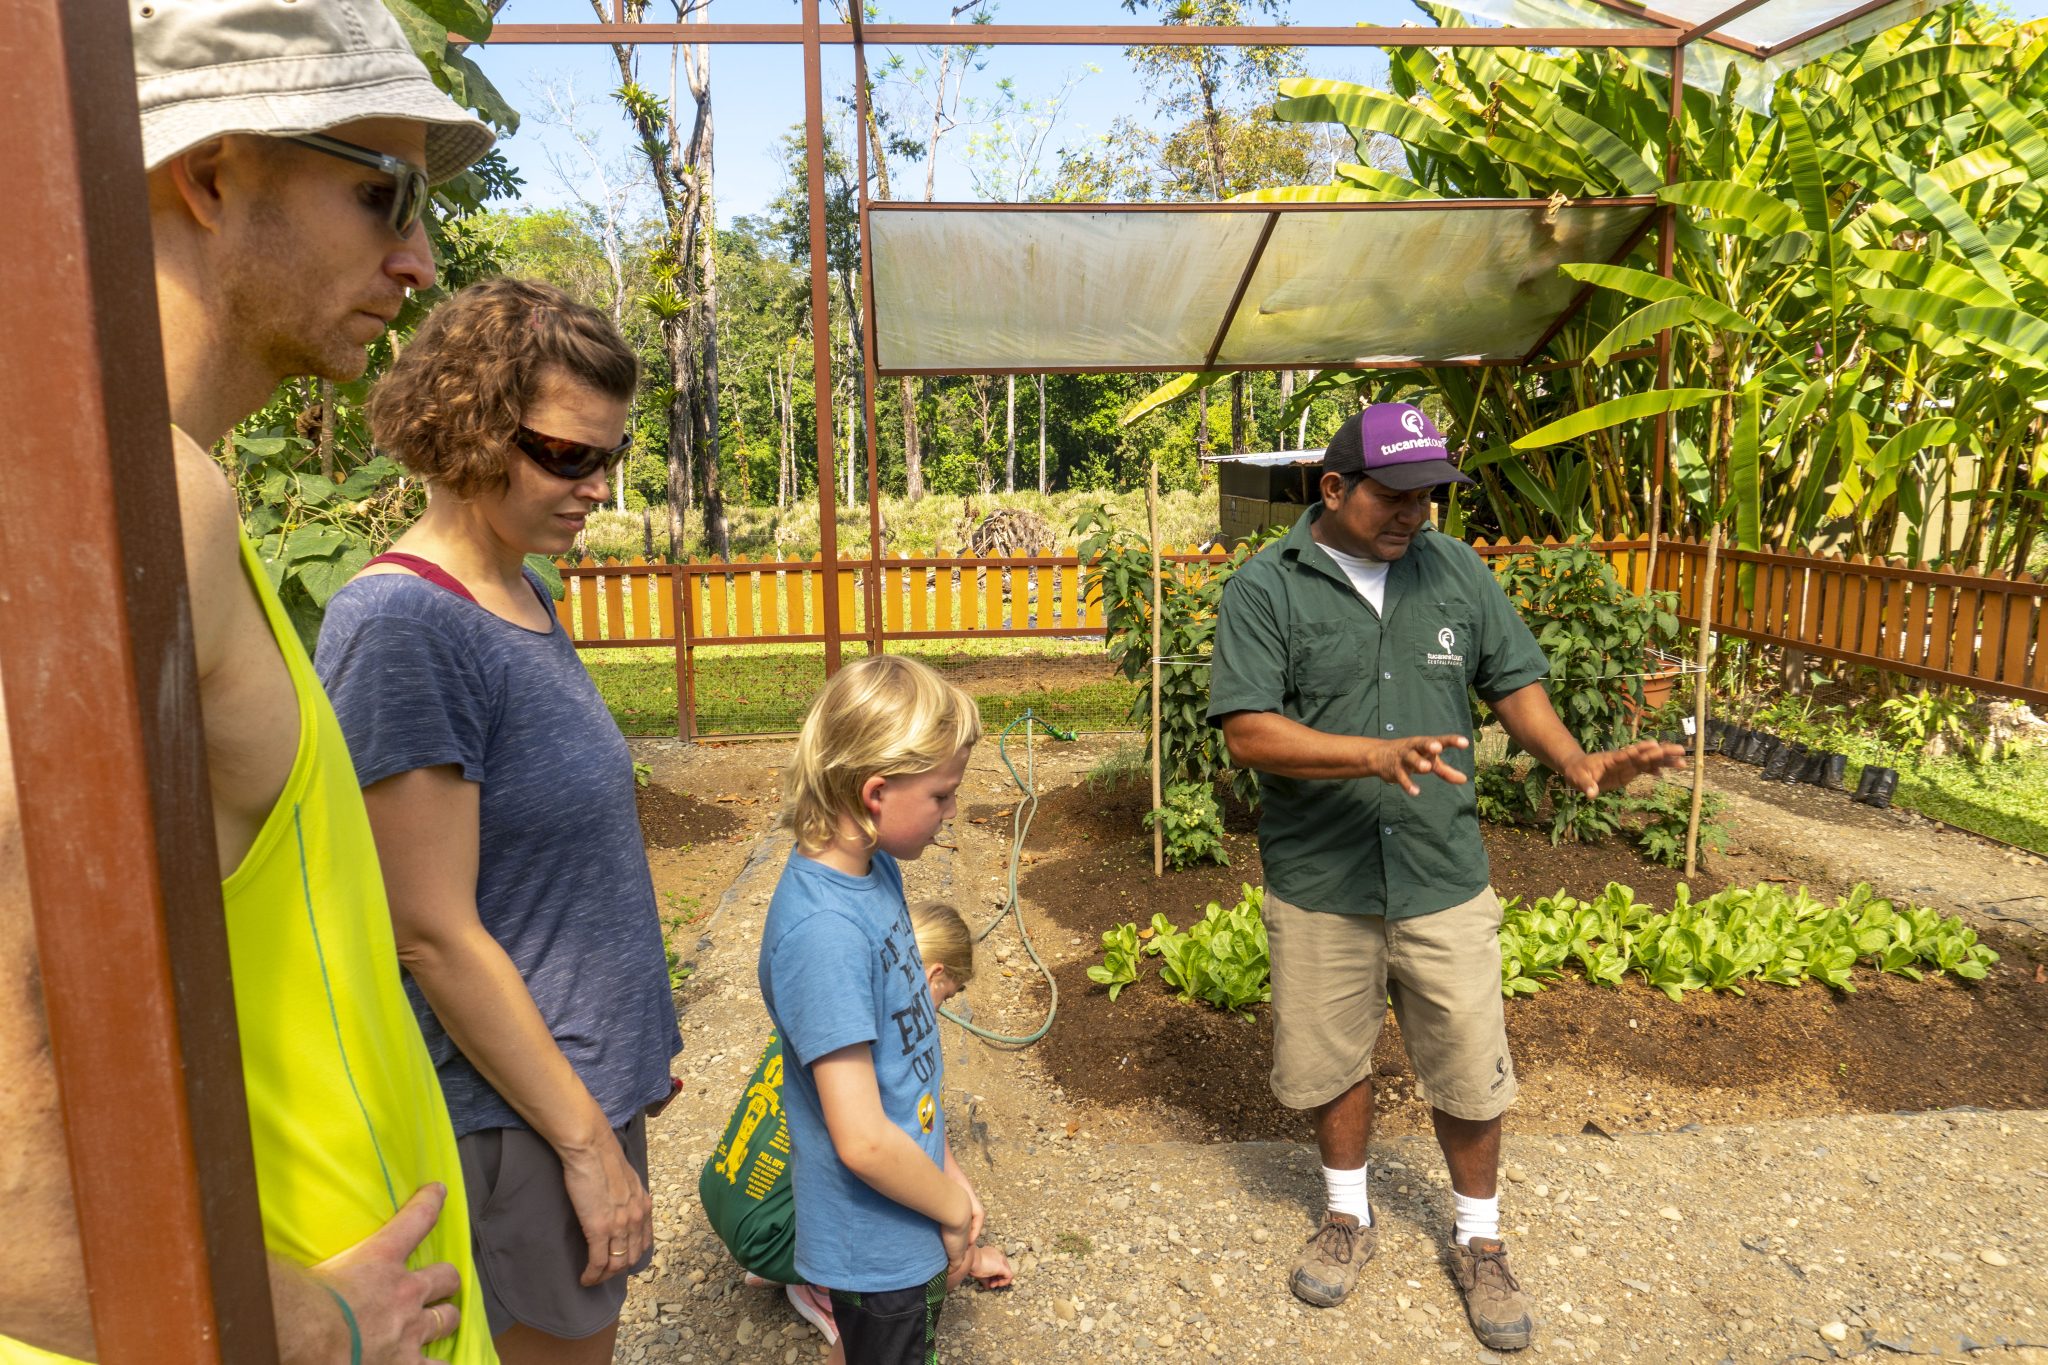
[756,657,995,1365]
[702,901,1011,1356]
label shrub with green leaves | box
[1143,780,1230,871]
[1880,687,1985,759]
[1074,506,1275,808]
[1499,881,1997,1001]
[1626,785,1729,868]
[1481,544,1680,844]
[1086,922,1141,1001]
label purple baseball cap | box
[1322,403,1475,491]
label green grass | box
[583,639,1141,737]
[1854,750,2048,855]
[1723,693,2048,855]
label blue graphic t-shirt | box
[758,848,948,1292]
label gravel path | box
[619,738,2048,1364]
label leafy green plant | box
[1880,687,1984,759]
[1051,1232,1094,1257]
[1087,922,1141,1000]
[1143,780,1230,871]
[1626,785,1729,868]
[1474,762,1544,826]
[1498,881,1998,1001]
[1084,739,1149,793]
[632,760,653,788]
[1075,506,1275,808]
[661,910,694,992]
[1143,885,1270,1018]
[1481,544,1679,844]
[1224,12,2048,578]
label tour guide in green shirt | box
[1208,403,1683,1353]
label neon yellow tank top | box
[0,536,494,1365]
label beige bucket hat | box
[132,0,496,185]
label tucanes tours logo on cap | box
[1427,625,1465,669]
[1404,409,1430,439]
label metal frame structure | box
[10,0,1922,1358]
[4,4,277,1361]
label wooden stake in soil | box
[1149,459,1164,879]
[1684,524,1722,878]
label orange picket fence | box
[555,537,2047,737]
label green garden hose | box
[937,709,1072,1046]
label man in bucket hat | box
[1208,402,1683,1352]
[0,3,496,1361]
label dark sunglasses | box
[515,425,632,481]
[287,133,430,237]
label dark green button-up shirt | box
[1207,507,1550,919]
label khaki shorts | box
[1265,886,1517,1120]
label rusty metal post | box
[1148,461,1164,879]
[852,12,886,656]
[673,564,699,740]
[1646,43,1685,598]
[0,3,275,1359]
[803,0,846,672]
[1685,524,1722,878]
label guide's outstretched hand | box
[1367,734,1471,796]
[1564,739,1688,798]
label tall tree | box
[873,0,996,497]
[597,0,727,557]
[965,68,1092,492]
[526,73,655,509]
[1122,0,1297,452]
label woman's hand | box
[559,1127,653,1287]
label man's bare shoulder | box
[169,428,240,555]
[168,428,249,675]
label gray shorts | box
[457,1113,653,1340]
[1265,885,1518,1120]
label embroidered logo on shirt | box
[917,1091,937,1133]
[1427,625,1465,668]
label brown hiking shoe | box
[1449,1236,1534,1351]
[1288,1211,1376,1307]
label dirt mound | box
[636,782,745,849]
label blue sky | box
[470,0,2048,229]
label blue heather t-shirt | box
[316,569,681,1138]
[758,848,948,1292]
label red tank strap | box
[362,552,479,605]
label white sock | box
[1454,1191,1500,1246]
[1322,1164,1372,1227]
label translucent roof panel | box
[1453,0,1937,109]
[870,208,1268,372]
[1609,0,1927,52]
[1214,202,1653,366]
[869,201,1654,375]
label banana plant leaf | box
[1512,389,1725,450]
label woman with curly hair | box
[315,276,680,1364]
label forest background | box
[226,0,2048,648]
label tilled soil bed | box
[1020,778,2048,1145]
